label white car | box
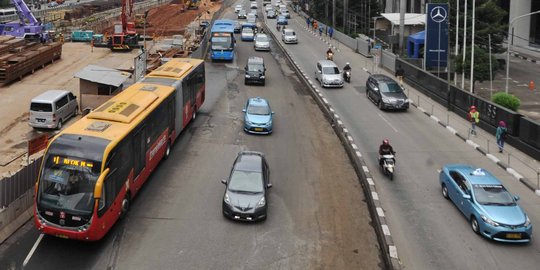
[250,2,257,9]
[254,34,270,51]
[234,4,242,13]
[249,10,258,18]
[241,27,255,41]
[280,10,290,19]
[281,28,297,44]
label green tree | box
[456,45,499,92]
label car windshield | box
[278,16,285,20]
[39,155,102,215]
[323,67,339,74]
[211,36,233,50]
[243,28,253,34]
[239,11,246,15]
[247,64,264,72]
[228,170,264,193]
[285,31,295,36]
[247,104,270,115]
[256,35,268,42]
[379,82,403,93]
[473,184,516,206]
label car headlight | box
[224,193,231,204]
[260,75,265,79]
[481,215,499,227]
[257,197,266,207]
[524,216,531,227]
[382,98,391,103]
[245,120,253,125]
[245,74,251,78]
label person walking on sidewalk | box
[468,106,480,136]
[395,65,405,86]
[496,121,508,153]
[318,25,323,36]
[306,17,310,28]
[328,26,334,39]
[313,20,318,33]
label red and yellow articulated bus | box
[34,58,205,241]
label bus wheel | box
[164,141,171,160]
[120,195,130,219]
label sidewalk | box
[291,13,540,194]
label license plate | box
[37,118,45,122]
[254,128,263,131]
[506,233,521,239]
[56,234,69,239]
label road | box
[264,6,540,270]
[0,1,382,269]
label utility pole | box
[343,0,348,33]
[469,0,475,93]
[489,34,493,98]
[325,0,328,24]
[332,0,336,30]
[454,0,459,85]
[399,0,405,54]
[461,0,467,90]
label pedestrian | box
[496,121,508,153]
[318,26,323,36]
[328,26,333,39]
[306,17,310,28]
[313,20,318,33]
[325,25,328,36]
[395,65,404,86]
[468,105,480,136]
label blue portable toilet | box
[407,31,425,59]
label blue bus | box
[210,19,236,61]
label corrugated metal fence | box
[0,157,42,208]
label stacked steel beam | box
[0,39,62,84]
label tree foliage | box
[455,45,499,84]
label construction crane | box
[109,0,138,51]
[0,0,48,41]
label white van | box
[29,90,78,129]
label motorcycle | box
[326,52,334,61]
[380,154,395,180]
[343,70,351,83]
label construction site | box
[0,0,223,176]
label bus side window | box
[99,141,133,216]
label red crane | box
[110,0,139,51]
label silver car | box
[254,34,270,51]
[281,28,297,44]
[315,60,343,88]
[29,90,78,129]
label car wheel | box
[442,184,449,199]
[378,100,384,110]
[120,194,130,219]
[56,119,63,130]
[164,141,171,160]
[471,216,480,234]
[366,89,369,97]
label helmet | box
[470,105,476,110]
[499,121,506,127]
[383,139,389,145]
[346,62,350,65]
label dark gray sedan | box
[222,151,272,222]
[366,74,409,110]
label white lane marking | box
[351,144,358,150]
[507,168,523,180]
[377,113,399,133]
[367,177,374,185]
[376,207,385,217]
[347,135,354,142]
[446,126,457,134]
[23,233,44,267]
[466,140,479,148]
[382,224,391,236]
[372,192,379,200]
[486,154,500,163]
[389,246,399,259]
[430,115,440,122]
[535,190,540,197]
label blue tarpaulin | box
[407,31,424,59]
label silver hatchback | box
[254,33,270,51]
[315,60,343,88]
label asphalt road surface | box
[0,1,382,269]
[264,6,540,270]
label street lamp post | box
[505,10,540,93]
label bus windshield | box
[211,35,233,50]
[37,134,109,215]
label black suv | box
[221,151,272,222]
[366,74,409,110]
[244,56,266,85]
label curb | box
[510,52,540,65]
[410,102,540,195]
[263,19,401,270]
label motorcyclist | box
[326,47,333,60]
[343,62,351,80]
[379,139,395,166]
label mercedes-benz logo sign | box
[430,6,447,23]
